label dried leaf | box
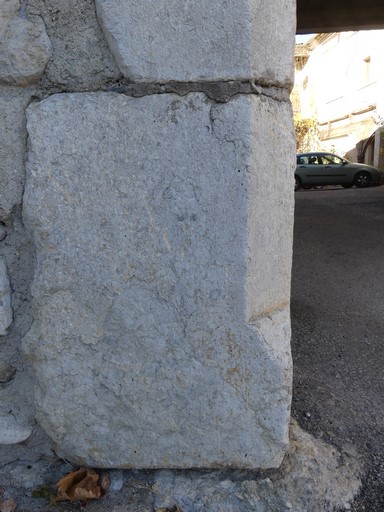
[0,498,17,512]
[99,473,110,496]
[55,467,104,502]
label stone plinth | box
[23,92,294,468]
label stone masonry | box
[0,257,12,336]
[0,0,51,86]
[1,0,296,469]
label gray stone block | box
[0,1,51,86]
[95,0,295,85]
[24,92,294,469]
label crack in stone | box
[30,79,291,104]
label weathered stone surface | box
[95,0,295,85]
[0,1,51,86]
[0,86,35,218]
[0,421,362,510]
[0,410,32,444]
[24,92,294,468]
[0,460,67,490]
[0,223,6,241]
[152,420,361,512]
[0,210,48,466]
[27,0,121,89]
[0,0,19,29]
[0,257,12,336]
[0,362,16,383]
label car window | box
[297,155,321,165]
[308,155,320,165]
[321,154,343,165]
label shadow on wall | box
[343,128,384,171]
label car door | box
[296,154,325,185]
[319,154,349,185]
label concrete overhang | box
[297,0,384,34]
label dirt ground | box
[291,184,384,511]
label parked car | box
[295,152,382,191]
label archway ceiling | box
[297,0,384,33]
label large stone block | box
[24,92,294,468]
[95,0,295,85]
[0,1,51,86]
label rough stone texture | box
[0,0,51,86]
[23,92,295,469]
[0,421,362,511]
[0,209,49,464]
[0,223,6,241]
[27,0,121,89]
[152,420,361,512]
[0,86,35,219]
[0,257,12,335]
[95,0,295,85]
[0,362,16,383]
[0,410,32,444]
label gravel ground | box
[291,185,384,511]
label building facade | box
[293,30,384,170]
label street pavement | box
[291,184,384,510]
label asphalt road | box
[291,185,384,510]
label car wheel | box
[295,176,301,191]
[354,171,372,188]
[342,184,353,188]
[302,185,312,189]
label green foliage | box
[294,116,321,153]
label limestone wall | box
[0,0,296,469]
